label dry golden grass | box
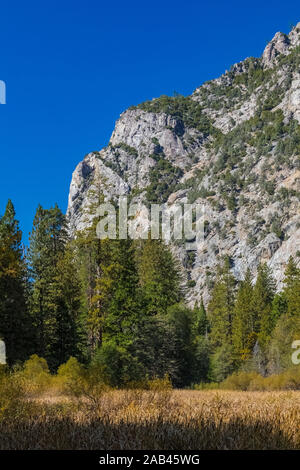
[0,389,299,450]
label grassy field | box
[1,388,299,450]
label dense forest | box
[0,199,299,388]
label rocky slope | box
[67,23,300,305]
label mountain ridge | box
[67,23,300,305]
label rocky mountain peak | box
[288,21,300,46]
[262,23,300,68]
[262,32,290,68]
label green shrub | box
[221,371,261,391]
[214,368,300,391]
[55,357,85,393]
[0,371,25,419]
[147,374,172,391]
[193,382,220,390]
[21,355,52,393]
[92,342,144,388]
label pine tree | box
[208,258,236,348]
[77,227,143,355]
[135,239,183,315]
[76,229,113,353]
[283,257,300,316]
[267,313,300,373]
[232,269,255,362]
[51,245,83,366]
[129,314,178,382]
[192,335,210,383]
[283,256,299,291]
[189,299,210,384]
[73,193,115,355]
[267,258,300,374]
[208,343,235,382]
[193,298,209,337]
[251,263,275,348]
[102,239,142,349]
[28,204,80,369]
[0,200,32,364]
[167,303,195,387]
[270,292,287,328]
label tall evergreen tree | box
[283,257,300,316]
[167,303,195,387]
[28,204,80,369]
[232,269,255,362]
[251,263,275,348]
[0,200,32,364]
[129,314,179,382]
[189,299,210,384]
[76,225,144,355]
[101,239,143,349]
[270,292,287,328]
[51,245,83,365]
[135,239,183,315]
[208,258,236,348]
[73,186,114,356]
[75,227,113,354]
[193,298,209,337]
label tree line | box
[0,199,299,387]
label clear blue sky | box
[0,0,299,243]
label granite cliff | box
[67,23,300,304]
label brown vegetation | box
[0,356,299,450]
[1,380,299,449]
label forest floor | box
[1,389,299,449]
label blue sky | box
[0,0,299,243]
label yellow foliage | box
[20,355,52,394]
[221,371,261,391]
[147,374,172,391]
[219,368,300,391]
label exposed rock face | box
[110,110,191,166]
[68,153,130,233]
[262,22,300,68]
[262,32,290,68]
[279,75,300,124]
[67,23,300,305]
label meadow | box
[1,366,299,450]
